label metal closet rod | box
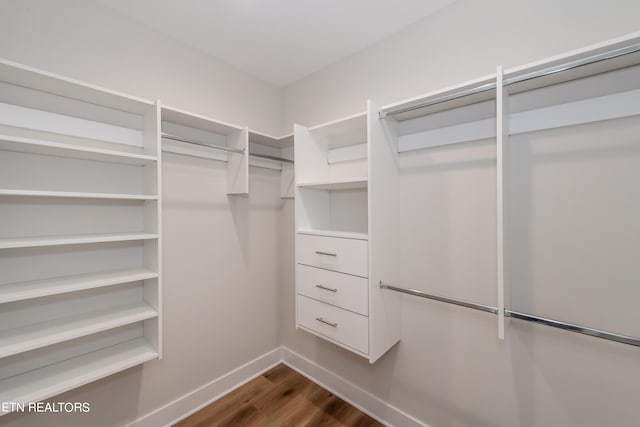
[379,81,496,119]
[503,42,640,86]
[161,132,294,163]
[380,42,640,120]
[379,281,640,348]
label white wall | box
[281,1,640,426]
[0,1,286,426]
[0,0,281,135]
[282,0,640,131]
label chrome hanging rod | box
[379,81,496,119]
[379,281,499,314]
[162,132,294,163]
[161,132,244,154]
[503,43,640,86]
[379,281,640,347]
[504,310,640,347]
[250,152,294,164]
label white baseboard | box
[128,347,282,427]
[281,347,428,427]
[128,346,427,427]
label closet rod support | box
[161,133,245,154]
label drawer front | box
[297,233,368,277]
[297,264,368,315]
[297,295,368,354]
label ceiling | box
[96,0,456,87]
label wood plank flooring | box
[174,364,385,427]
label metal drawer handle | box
[316,317,338,327]
[316,284,338,293]
[315,250,337,257]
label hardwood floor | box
[174,364,385,427]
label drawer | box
[297,264,368,315]
[297,295,368,354]
[297,233,368,277]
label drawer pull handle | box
[316,284,338,292]
[316,317,338,327]
[315,251,337,257]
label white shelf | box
[297,177,368,191]
[0,189,158,200]
[0,303,157,359]
[297,229,368,241]
[0,268,158,304]
[0,338,157,410]
[0,233,158,249]
[0,135,157,165]
[0,59,154,115]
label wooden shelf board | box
[0,135,157,165]
[297,177,368,191]
[297,229,368,241]
[0,338,157,410]
[0,189,157,200]
[0,268,158,304]
[0,303,157,359]
[0,233,158,249]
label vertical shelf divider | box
[496,66,508,340]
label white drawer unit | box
[297,295,369,355]
[297,264,368,316]
[297,232,368,277]
[295,109,402,363]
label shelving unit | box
[0,59,162,413]
[161,105,249,194]
[374,32,640,347]
[294,106,400,363]
[248,130,294,198]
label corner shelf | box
[0,233,158,249]
[0,338,157,408]
[0,268,158,304]
[296,177,368,191]
[0,303,157,359]
[0,135,157,165]
[0,189,158,200]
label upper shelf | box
[309,112,367,139]
[0,59,153,115]
[297,177,368,191]
[248,130,294,148]
[161,105,243,136]
[0,135,157,165]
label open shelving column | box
[161,106,249,195]
[0,59,162,413]
[294,109,401,363]
[248,130,295,198]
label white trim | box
[126,346,428,427]
[128,347,282,427]
[281,347,428,427]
